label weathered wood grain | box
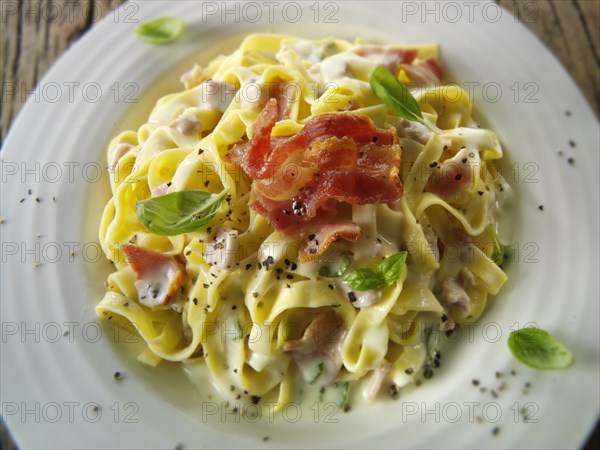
[1,0,124,144]
[499,0,599,116]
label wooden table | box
[0,1,598,449]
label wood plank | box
[500,0,599,116]
[1,0,125,143]
[574,0,600,63]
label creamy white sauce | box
[309,54,348,83]
[134,263,180,308]
[180,63,204,89]
[150,182,169,198]
[169,111,200,135]
[277,40,324,64]
[108,143,133,172]
[396,118,432,144]
[334,278,382,308]
[204,229,238,270]
[356,47,402,72]
[199,80,236,112]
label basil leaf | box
[308,362,324,384]
[136,189,226,236]
[508,327,574,370]
[377,251,408,286]
[369,66,436,132]
[344,252,408,291]
[488,224,512,265]
[135,17,185,45]
[344,268,386,291]
[319,253,351,278]
[338,381,350,408]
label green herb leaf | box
[369,66,435,132]
[135,17,185,45]
[338,381,350,408]
[308,362,324,384]
[508,327,574,370]
[319,253,351,278]
[377,251,408,286]
[488,224,512,265]
[344,268,386,290]
[344,251,408,291]
[136,189,226,236]
[320,41,340,60]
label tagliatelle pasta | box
[97,34,509,411]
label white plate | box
[1,1,598,448]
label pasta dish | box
[97,34,509,411]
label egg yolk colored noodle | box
[97,34,510,411]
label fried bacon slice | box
[122,244,185,308]
[231,99,403,259]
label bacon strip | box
[122,244,185,308]
[402,56,443,86]
[231,100,403,258]
[426,149,473,199]
[301,222,361,262]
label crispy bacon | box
[426,149,472,199]
[231,100,403,256]
[241,81,298,121]
[402,56,443,86]
[122,244,185,308]
[301,222,361,262]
